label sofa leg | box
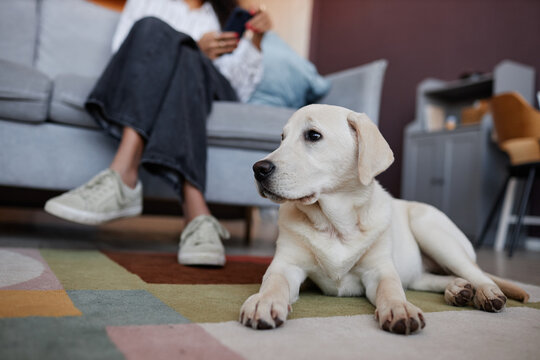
[244,206,254,246]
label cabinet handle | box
[430,178,445,186]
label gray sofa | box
[0,0,387,209]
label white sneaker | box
[44,169,142,225]
[178,215,229,266]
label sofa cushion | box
[48,73,292,151]
[36,0,119,78]
[248,32,330,109]
[49,74,100,129]
[0,59,52,123]
[0,0,38,67]
[206,102,294,151]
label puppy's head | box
[253,104,394,204]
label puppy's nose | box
[253,160,275,182]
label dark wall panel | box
[310,0,540,201]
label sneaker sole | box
[44,200,142,225]
[178,252,226,267]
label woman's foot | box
[44,169,142,225]
[178,215,230,266]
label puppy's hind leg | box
[409,273,474,307]
[408,203,506,312]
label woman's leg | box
[110,127,144,189]
[110,127,211,222]
[111,126,211,222]
[178,182,229,266]
[182,181,211,223]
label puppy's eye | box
[281,133,284,141]
[305,130,322,142]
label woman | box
[44,0,272,267]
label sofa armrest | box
[318,59,387,126]
[0,59,52,123]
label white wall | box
[240,0,313,58]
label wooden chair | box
[475,92,540,256]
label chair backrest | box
[36,0,120,78]
[0,0,38,67]
[490,92,540,144]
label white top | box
[112,0,263,102]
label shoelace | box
[180,216,229,247]
[72,171,121,204]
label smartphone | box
[223,7,253,37]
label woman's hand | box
[198,31,239,60]
[246,9,272,50]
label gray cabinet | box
[444,131,481,235]
[402,60,535,240]
[404,135,444,208]
[403,126,484,237]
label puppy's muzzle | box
[253,160,275,182]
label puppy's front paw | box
[473,284,506,312]
[239,293,290,330]
[445,278,474,306]
[375,301,425,335]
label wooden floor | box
[1,206,539,286]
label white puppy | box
[240,104,529,335]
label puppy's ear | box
[347,112,394,186]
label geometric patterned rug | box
[2,247,540,360]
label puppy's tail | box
[487,273,529,303]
